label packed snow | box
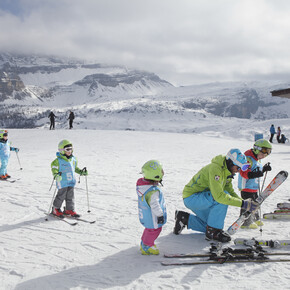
[1,122,290,289]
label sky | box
[1,0,290,86]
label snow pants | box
[53,186,75,210]
[0,157,8,176]
[141,227,162,247]
[183,190,229,232]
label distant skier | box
[0,130,19,180]
[174,149,258,243]
[238,139,272,229]
[269,124,275,143]
[280,134,287,144]
[48,111,56,130]
[50,139,88,218]
[68,111,75,129]
[277,126,281,143]
[137,160,167,255]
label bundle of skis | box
[263,200,290,219]
[227,170,288,235]
[161,242,290,266]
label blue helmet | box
[226,149,250,171]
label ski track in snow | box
[0,128,289,289]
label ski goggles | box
[239,163,251,172]
[260,147,271,155]
[64,147,73,152]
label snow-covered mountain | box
[1,53,290,130]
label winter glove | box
[262,163,272,173]
[15,148,19,153]
[157,216,164,224]
[55,175,62,182]
[247,169,263,179]
[241,198,259,212]
[55,173,62,182]
[81,168,88,176]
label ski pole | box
[85,174,91,213]
[261,163,270,192]
[258,168,269,234]
[47,186,58,215]
[78,167,86,183]
[47,172,61,214]
[15,151,23,170]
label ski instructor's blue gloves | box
[241,199,259,212]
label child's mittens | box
[157,216,164,224]
[81,168,88,176]
[55,175,62,182]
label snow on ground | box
[0,126,290,290]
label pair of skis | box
[234,238,290,248]
[1,178,20,183]
[45,213,96,225]
[227,170,288,235]
[162,244,290,266]
[263,202,290,219]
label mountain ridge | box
[0,53,290,130]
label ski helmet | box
[141,160,164,181]
[226,148,250,171]
[253,139,272,155]
[58,139,73,154]
[0,129,8,138]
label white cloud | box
[1,0,290,85]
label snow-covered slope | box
[1,128,290,290]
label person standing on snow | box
[277,126,281,143]
[269,124,276,143]
[174,149,258,243]
[68,111,75,129]
[50,140,88,218]
[0,130,19,180]
[238,139,272,229]
[137,160,167,255]
[48,111,56,130]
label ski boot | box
[52,207,64,219]
[63,209,81,218]
[0,175,7,180]
[205,225,231,243]
[140,241,159,255]
[5,173,11,178]
[173,210,189,235]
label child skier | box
[0,130,19,180]
[50,139,88,218]
[136,160,167,255]
[238,139,272,229]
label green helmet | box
[141,160,164,182]
[0,129,8,139]
[58,139,73,154]
[253,139,272,155]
